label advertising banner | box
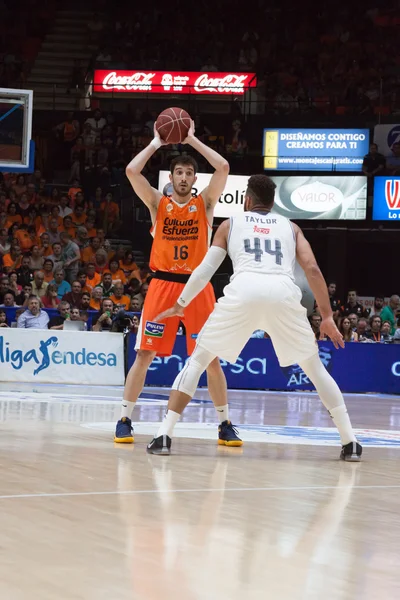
[373,124,400,156]
[93,70,256,95]
[263,128,370,171]
[158,171,367,219]
[128,336,400,395]
[0,329,125,385]
[372,176,400,220]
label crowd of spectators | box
[308,284,400,343]
[0,167,153,332]
[362,142,400,178]
[0,0,56,88]
[87,0,400,116]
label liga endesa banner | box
[93,70,256,95]
[158,171,367,219]
[0,329,125,385]
[372,176,400,221]
[373,124,400,157]
[263,128,370,171]
[128,336,400,394]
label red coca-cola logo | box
[194,74,249,93]
[102,71,155,91]
[94,70,256,94]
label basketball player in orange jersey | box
[114,120,242,447]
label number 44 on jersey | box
[244,237,283,264]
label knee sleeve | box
[172,346,215,398]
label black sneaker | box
[147,435,172,455]
[340,441,362,462]
[218,420,243,447]
[114,417,134,443]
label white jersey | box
[228,211,296,280]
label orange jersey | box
[150,195,210,274]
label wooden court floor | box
[0,383,399,600]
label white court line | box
[1,484,400,501]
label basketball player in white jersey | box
[146,174,362,461]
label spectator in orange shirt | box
[85,219,97,239]
[84,263,101,292]
[110,282,131,310]
[89,286,103,311]
[100,192,120,234]
[42,258,55,283]
[26,182,38,205]
[77,270,88,292]
[71,204,87,227]
[120,250,138,279]
[109,258,126,285]
[35,208,49,237]
[68,179,82,204]
[40,232,53,257]
[61,215,76,237]
[14,225,34,253]
[50,205,63,228]
[132,264,151,284]
[3,244,23,272]
[81,236,101,264]
[5,203,22,230]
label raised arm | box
[155,220,230,321]
[184,122,229,209]
[125,125,164,223]
[293,222,343,348]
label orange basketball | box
[155,107,191,144]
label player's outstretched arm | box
[293,223,344,349]
[183,121,229,208]
[155,220,230,322]
[125,124,164,217]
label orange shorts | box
[135,277,215,356]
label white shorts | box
[196,272,318,367]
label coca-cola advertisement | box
[93,70,257,95]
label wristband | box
[150,137,162,150]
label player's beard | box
[173,183,190,198]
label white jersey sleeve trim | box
[177,246,227,307]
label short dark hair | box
[246,175,276,208]
[375,295,384,301]
[170,155,198,175]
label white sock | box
[329,405,357,446]
[215,404,229,423]
[157,410,180,438]
[121,399,135,420]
